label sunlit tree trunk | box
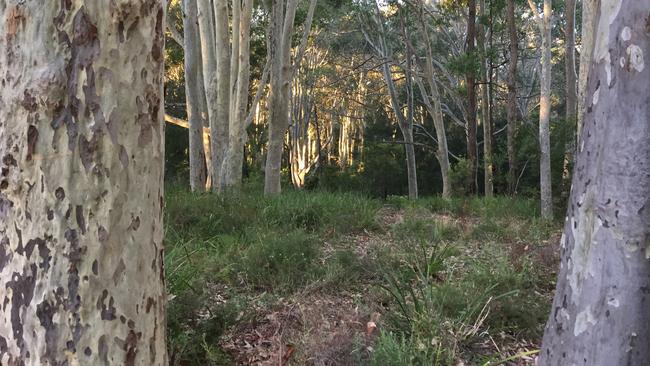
[539,0,649,363]
[528,0,553,218]
[197,0,225,191]
[0,1,167,364]
[264,0,317,195]
[506,0,518,194]
[183,0,208,191]
[222,0,253,188]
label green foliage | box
[262,190,380,233]
[165,187,382,363]
[239,229,321,290]
[368,201,553,365]
[369,332,447,366]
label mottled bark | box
[539,0,649,363]
[0,1,167,365]
[183,0,208,191]
[506,0,518,194]
[466,0,478,195]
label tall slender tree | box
[264,0,318,195]
[562,0,578,193]
[539,0,649,363]
[466,0,478,195]
[478,0,493,197]
[0,1,167,364]
[528,0,553,218]
[506,0,518,194]
[183,0,209,191]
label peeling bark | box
[0,1,166,365]
[539,0,649,363]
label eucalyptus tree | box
[410,0,452,198]
[465,0,478,195]
[264,0,318,195]
[506,0,518,193]
[0,1,167,364]
[183,0,209,191]
[527,0,553,218]
[539,0,649,363]
[367,3,419,199]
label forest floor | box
[165,187,561,366]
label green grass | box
[165,186,559,365]
[164,186,381,365]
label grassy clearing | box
[165,188,559,365]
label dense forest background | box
[163,0,577,206]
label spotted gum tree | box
[539,0,649,363]
[0,1,167,364]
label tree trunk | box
[403,128,418,200]
[539,0,649,363]
[0,2,167,364]
[478,0,493,197]
[374,4,418,199]
[576,0,597,140]
[264,0,316,195]
[213,0,230,191]
[264,0,297,195]
[222,0,252,188]
[466,0,478,195]
[197,0,220,191]
[183,0,208,191]
[528,0,554,218]
[415,4,451,198]
[562,0,577,196]
[539,0,553,219]
[506,0,518,194]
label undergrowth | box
[165,186,558,365]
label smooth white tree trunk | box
[539,0,649,363]
[0,1,167,364]
[197,0,227,192]
[528,0,553,218]
[222,0,253,188]
[183,0,208,191]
